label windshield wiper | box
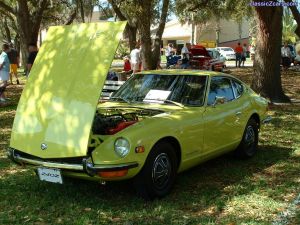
[163,100,184,108]
[110,96,131,104]
[143,98,184,108]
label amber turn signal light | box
[98,169,128,178]
[135,146,145,153]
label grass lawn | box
[0,69,300,225]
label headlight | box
[114,138,130,158]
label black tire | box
[133,142,178,200]
[235,118,259,159]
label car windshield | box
[208,50,219,58]
[111,74,208,106]
[222,48,234,51]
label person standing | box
[123,56,131,72]
[27,43,38,76]
[181,43,190,56]
[241,43,247,67]
[281,42,292,71]
[180,43,191,69]
[165,43,174,68]
[234,42,243,67]
[0,43,11,103]
[7,43,20,84]
[181,53,190,69]
[130,44,141,74]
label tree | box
[175,0,291,102]
[108,0,138,51]
[109,0,171,70]
[136,0,170,70]
[0,0,100,67]
[251,2,289,102]
[282,7,297,43]
[284,0,300,38]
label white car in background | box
[216,47,236,60]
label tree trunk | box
[16,0,48,69]
[108,0,138,51]
[127,25,137,51]
[3,18,11,42]
[252,5,290,103]
[138,0,169,70]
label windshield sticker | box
[144,90,171,103]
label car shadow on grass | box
[0,144,297,224]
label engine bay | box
[91,107,164,136]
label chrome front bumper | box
[262,116,272,124]
[7,148,138,177]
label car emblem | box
[41,143,48,150]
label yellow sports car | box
[8,22,270,199]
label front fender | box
[91,115,182,176]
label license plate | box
[37,167,63,184]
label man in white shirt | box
[181,43,190,57]
[165,43,173,57]
[130,44,141,74]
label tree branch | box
[186,0,209,12]
[155,0,169,39]
[0,1,15,15]
[108,0,127,21]
[98,4,111,19]
[284,0,300,37]
[65,8,77,25]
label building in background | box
[157,19,250,53]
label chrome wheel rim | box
[152,153,171,190]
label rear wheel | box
[235,118,258,159]
[133,142,178,200]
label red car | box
[189,45,225,71]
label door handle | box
[235,111,242,116]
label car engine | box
[91,107,164,135]
[92,112,138,135]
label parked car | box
[8,22,270,200]
[189,45,225,71]
[216,47,236,60]
[207,48,226,69]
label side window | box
[207,77,235,105]
[232,79,244,98]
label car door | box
[202,76,246,157]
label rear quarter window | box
[232,79,244,98]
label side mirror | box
[212,96,226,107]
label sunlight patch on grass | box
[222,193,286,222]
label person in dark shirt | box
[7,43,20,84]
[27,43,38,76]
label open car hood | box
[190,45,210,57]
[10,22,126,158]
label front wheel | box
[235,118,259,159]
[133,142,178,200]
